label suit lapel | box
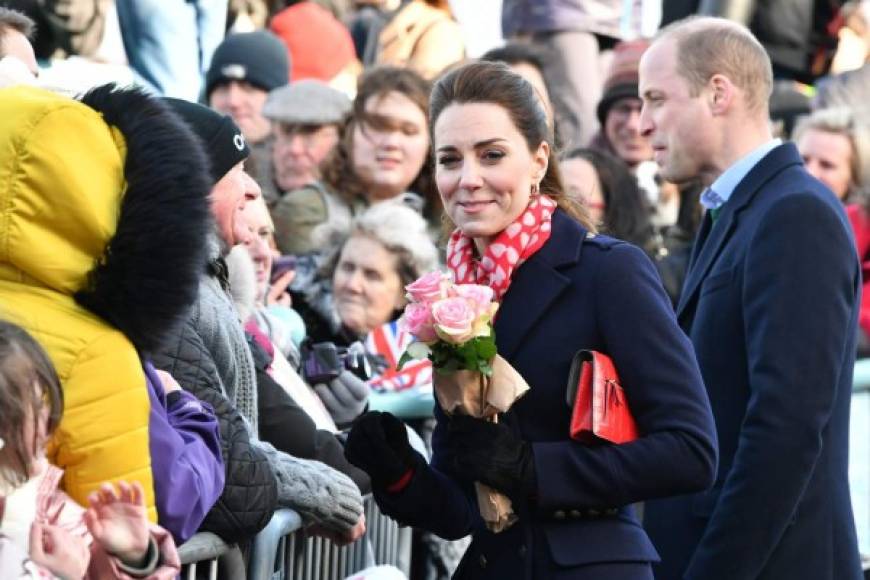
[676,143,804,322]
[675,208,739,320]
[494,211,580,360]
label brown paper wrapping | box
[433,354,530,533]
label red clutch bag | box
[566,350,638,444]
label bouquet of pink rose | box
[397,271,500,379]
[397,271,530,533]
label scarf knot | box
[446,195,556,301]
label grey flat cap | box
[263,79,351,125]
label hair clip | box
[0,436,4,450]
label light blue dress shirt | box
[701,139,783,210]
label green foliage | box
[428,332,497,376]
[397,328,498,376]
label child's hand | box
[30,520,90,579]
[84,481,151,568]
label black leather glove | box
[446,414,537,502]
[345,411,415,490]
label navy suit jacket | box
[374,210,717,579]
[644,143,863,580]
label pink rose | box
[400,302,438,343]
[405,271,449,303]
[454,284,495,316]
[431,297,476,344]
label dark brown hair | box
[321,66,440,220]
[429,61,594,231]
[0,320,63,487]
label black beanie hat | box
[163,98,250,184]
[205,31,290,99]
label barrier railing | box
[178,531,245,580]
[174,359,870,578]
[247,495,411,580]
[853,359,870,562]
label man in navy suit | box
[639,16,863,580]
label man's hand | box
[308,513,366,546]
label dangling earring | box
[530,182,540,196]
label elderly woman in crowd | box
[272,65,436,254]
[794,107,870,354]
[292,202,438,360]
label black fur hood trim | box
[74,84,213,355]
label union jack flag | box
[366,320,433,394]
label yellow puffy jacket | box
[0,85,213,523]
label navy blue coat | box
[375,210,718,579]
[644,143,863,580]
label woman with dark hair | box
[560,147,657,254]
[561,147,702,306]
[344,61,717,580]
[272,65,438,253]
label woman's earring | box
[531,182,540,196]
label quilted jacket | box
[152,278,278,542]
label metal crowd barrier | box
[178,531,245,580]
[853,358,870,566]
[247,495,411,580]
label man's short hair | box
[657,16,773,113]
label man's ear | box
[708,74,736,116]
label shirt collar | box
[702,139,782,209]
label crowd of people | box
[1,1,870,579]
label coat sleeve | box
[87,524,181,580]
[372,403,482,541]
[143,361,225,543]
[151,318,278,543]
[684,194,858,579]
[256,362,372,494]
[49,334,159,524]
[531,243,718,512]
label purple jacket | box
[144,360,224,542]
